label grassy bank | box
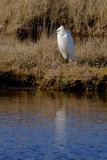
[0,34,107,92]
[0,0,107,38]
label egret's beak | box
[49,30,57,34]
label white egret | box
[50,25,76,63]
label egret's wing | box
[57,34,68,60]
[57,31,76,61]
[66,31,76,61]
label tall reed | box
[0,0,106,35]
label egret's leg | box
[65,57,69,63]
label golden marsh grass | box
[0,35,107,71]
[0,0,106,91]
[0,0,107,36]
[0,34,106,91]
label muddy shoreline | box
[0,71,106,93]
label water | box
[0,90,107,160]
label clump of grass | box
[76,37,107,67]
[0,34,62,74]
[0,0,107,36]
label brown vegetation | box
[0,34,106,92]
[0,0,106,92]
[0,0,107,39]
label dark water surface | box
[0,90,107,160]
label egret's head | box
[49,25,65,34]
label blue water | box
[0,90,107,160]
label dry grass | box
[0,0,107,35]
[0,34,106,73]
[0,34,107,91]
[0,0,106,91]
[75,37,107,67]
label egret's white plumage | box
[50,26,76,63]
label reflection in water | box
[0,90,107,159]
[55,105,67,150]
